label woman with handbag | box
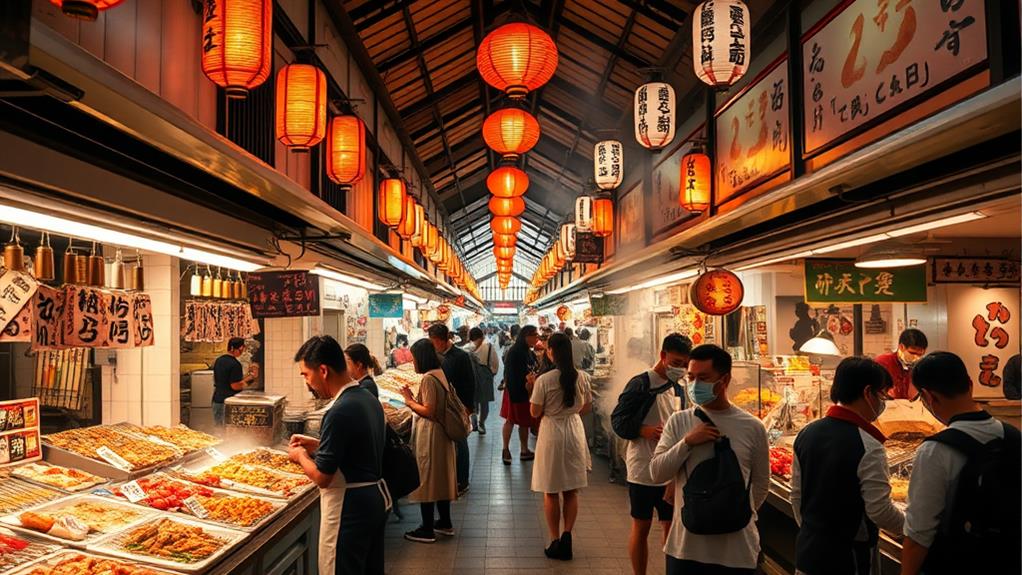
[399,339,458,544]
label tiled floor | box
[384,393,668,575]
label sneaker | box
[457,484,470,497]
[435,523,455,536]
[404,527,436,543]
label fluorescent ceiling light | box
[886,211,985,237]
[854,244,927,268]
[0,203,264,271]
[311,267,387,291]
[387,255,427,281]
[609,269,699,294]
[735,251,814,271]
[811,234,890,254]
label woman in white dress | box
[530,332,593,561]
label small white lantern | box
[693,0,751,88]
[634,82,675,150]
[575,196,593,233]
[559,223,576,260]
[594,140,624,190]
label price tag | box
[146,435,180,450]
[96,446,132,471]
[182,495,208,519]
[205,447,226,462]
[120,480,147,503]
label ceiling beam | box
[347,0,406,29]
[398,71,477,118]
[376,17,475,74]
[472,0,497,175]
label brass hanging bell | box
[74,252,89,285]
[131,251,145,291]
[201,265,213,297]
[222,271,235,300]
[63,242,78,285]
[87,242,105,287]
[212,267,223,299]
[189,263,202,296]
[34,232,55,282]
[110,249,125,289]
[239,272,248,299]
[3,227,25,272]
[233,271,243,299]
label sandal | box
[502,449,512,465]
[520,451,535,461]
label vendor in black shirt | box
[345,343,380,398]
[288,335,389,575]
[212,337,257,426]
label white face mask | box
[867,390,887,421]
[665,366,686,383]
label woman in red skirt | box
[501,325,540,465]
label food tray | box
[4,549,185,575]
[42,426,182,478]
[11,462,108,494]
[1,494,158,548]
[168,460,313,501]
[224,448,304,476]
[0,526,63,574]
[0,480,64,517]
[107,473,285,533]
[86,516,246,574]
[42,444,169,482]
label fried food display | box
[111,475,214,511]
[890,476,910,502]
[117,518,230,564]
[0,529,60,572]
[193,494,276,527]
[17,500,143,535]
[20,552,173,575]
[45,426,180,470]
[112,474,278,528]
[0,480,63,515]
[140,425,220,452]
[228,449,304,475]
[12,463,105,492]
[188,462,311,497]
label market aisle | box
[383,390,668,575]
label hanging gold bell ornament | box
[3,227,25,272]
[189,263,202,296]
[201,265,213,297]
[34,232,55,282]
[74,252,89,285]
[212,267,223,299]
[62,241,78,285]
[110,249,125,289]
[87,242,105,287]
[131,251,144,291]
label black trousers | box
[336,486,388,575]
[666,556,756,575]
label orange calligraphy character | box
[876,0,916,74]
[841,13,867,88]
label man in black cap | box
[428,323,477,495]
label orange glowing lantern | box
[689,269,745,316]
[556,305,572,322]
[429,238,445,264]
[397,196,419,240]
[50,0,123,20]
[487,167,529,198]
[497,260,513,272]
[494,246,516,260]
[488,196,526,218]
[493,234,517,248]
[424,224,439,257]
[275,64,327,151]
[200,0,272,98]
[410,205,426,248]
[680,150,711,213]
[490,216,522,235]
[476,22,558,99]
[592,197,614,238]
[325,116,365,186]
[483,108,541,159]
[378,179,407,228]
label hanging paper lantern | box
[423,223,439,256]
[200,0,272,98]
[690,269,745,315]
[634,82,675,150]
[497,260,513,272]
[483,108,541,159]
[592,197,614,238]
[410,205,426,248]
[49,0,123,20]
[397,196,419,240]
[680,149,712,213]
[556,305,572,322]
[493,234,517,248]
[489,196,526,218]
[378,179,407,228]
[594,140,624,190]
[276,63,327,151]
[429,238,445,264]
[693,0,751,88]
[487,167,529,198]
[559,224,576,260]
[574,196,593,232]
[476,22,558,98]
[325,115,366,186]
[490,216,522,235]
[494,246,516,260]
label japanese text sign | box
[31,286,65,350]
[932,257,1020,284]
[183,300,255,342]
[368,294,403,318]
[63,285,111,348]
[0,269,37,337]
[573,232,604,264]
[802,0,987,155]
[247,270,321,318]
[804,259,927,303]
[715,60,790,203]
[651,143,692,234]
[617,182,645,252]
[946,286,1019,399]
[0,398,41,467]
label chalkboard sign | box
[225,403,274,428]
[247,270,321,318]
[574,232,604,264]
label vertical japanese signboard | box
[247,270,321,318]
[617,182,645,252]
[946,286,1019,399]
[803,259,927,303]
[715,59,791,204]
[802,0,987,155]
[651,143,691,235]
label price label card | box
[120,480,147,503]
[205,447,226,462]
[182,495,208,519]
[146,435,181,450]
[96,446,132,471]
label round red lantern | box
[494,246,516,260]
[275,64,327,151]
[397,196,419,240]
[497,260,513,272]
[487,167,529,198]
[483,108,541,159]
[490,216,522,235]
[476,22,558,99]
[378,179,407,228]
[680,150,711,213]
[556,305,572,322]
[49,0,123,20]
[325,115,366,186]
[592,197,614,238]
[201,0,273,98]
[689,269,745,316]
[489,196,526,218]
[493,233,517,248]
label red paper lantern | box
[476,22,558,98]
[493,234,517,248]
[49,0,123,20]
[689,269,745,316]
[592,197,614,238]
[680,150,711,213]
[483,108,541,159]
[200,0,273,98]
[488,196,526,218]
[378,179,407,228]
[494,246,516,260]
[497,260,513,272]
[490,216,522,235]
[397,196,419,240]
[325,115,365,186]
[276,64,327,151]
[487,167,529,198]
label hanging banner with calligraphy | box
[715,58,790,204]
[802,0,987,155]
[0,270,37,342]
[0,307,31,343]
[132,293,155,347]
[63,285,111,348]
[247,270,321,318]
[931,257,1020,284]
[573,232,604,264]
[946,285,1018,399]
[183,300,256,342]
[617,182,645,253]
[651,142,692,235]
[804,259,927,303]
[31,285,65,351]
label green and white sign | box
[804,259,927,303]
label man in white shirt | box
[650,344,770,575]
[622,334,692,575]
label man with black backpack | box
[649,344,769,575]
[900,352,1021,575]
[613,333,692,575]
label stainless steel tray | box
[0,493,159,548]
[3,549,186,575]
[167,460,313,501]
[0,526,64,575]
[87,516,246,574]
[42,444,170,482]
[10,462,109,494]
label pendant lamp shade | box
[634,82,675,150]
[680,150,712,213]
[493,234,517,248]
[693,0,751,88]
[50,0,123,20]
[410,204,426,247]
[200,0,272,98]
[378,179,407,228]
[487,167,529,198]
[476,22,558,98]
[489,196,526,218]
[592,197,614,238]
[490,216,522,235]
[397,196,419,239]
[575,196,593,232]
[325,116,366,185]
[275,64,327,151]
[483,108,541,159]
[594,140,624,190]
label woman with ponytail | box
[529,332,593,561]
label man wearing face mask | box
[874,328,928,400]
[620,334,692,575]
[789,357,904,575]
[649,345,770,575]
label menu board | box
[0,398,41,466]
[247,270,321,318]
[931,257,1021,284]
[368,294,403,318]
[573,233,604,264]
[31,285,65,350]
[804,259,926,303]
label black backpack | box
[381,424,420,501]
[921,422,1021,575]
[611,373,678,440]
[681,409,753,535]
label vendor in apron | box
[288,335,391,575]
